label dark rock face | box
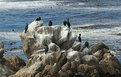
[0,41,5,59]
[90,42,109,53]
[0,42,26,77]
[5,55,26,70]
[99,53,121,77]
[9,20,121,77]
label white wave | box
[0,32,20,41]
[0,1,57,9]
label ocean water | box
[0,0,121,31]
[0,0,121,62]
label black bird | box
[67,18,71,28]
[25,23,28,33]
[36,17,41,21]
[48,20,52,26]
[45,45,48,54]
[84,41,89,48]
[63,20,67,26]
[78,34,81,43]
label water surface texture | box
[0,0,121,31]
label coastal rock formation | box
[0,42,26,77]
[10,20,121,77]
[5,55,26,70]
[90,42,109,53]
[99,53,121,77]
[0,41,5,59]
[20,22,77,58]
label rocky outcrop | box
[90,42,109,53]
[99,53,121,77]
[0,41,5,59]
[10,20,121,77]
[5,55,26,70]
[20,22,77,58]
[0,42,26,77]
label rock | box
[42,65,53,75]
[77,64,99,77]
[0,41,5,59]
[71,61,80,72]
[60,32,77,50]
[93,48,109,61]
[17,19,121,77]
[72,41,81,51]
[58,70,69,77]
[10,61,44,77]
[90,42,109,53]
[99,53,121,77]
[0,41,4,49]
[48,43,60,52]
[35,72,42,77]
[0,48,4,59]
[47,63,60,77]
[53,51,67,67]
[82,55,99,66]
[20,22,77,58]
[0,63,15,77]
[81,47,92,55]
[27,19,43,33]
[5,55,26,70]
[66,50,80,62]
[61,61,71,72]
[0,58,16,77]
[22,37,37,58]
[27,52,54,66]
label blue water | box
[0,0,121,32]
[1,0,121,63]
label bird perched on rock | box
[67,18,71,28]
[48,20,52,26]
[78,34,81,43]
[36,17,41,21]
[81,41,91,55]
[63,20,67,26]
[24,23,28,33]
[84,41,89,48]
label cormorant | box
[63,20,67,26]
[84,41,89,48]
[78,34,81,43]
[36,17,41,21]
[67,18,71,28]
[48,20,52,26]
[25,23,28,33]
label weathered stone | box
[82,55,99,66]
[99,53,121,77]
[0,48,4,59]
[90,42,109,53]
[72,41,81,51]
[53,51,67,67]
[0,41,4,49]
[78,64,99,77]
[93,48,109,61]
[35,72,43,77]
[5,55,26,70]
[48,43,60,52]
[0,63,15,77]
[10,61,44,77]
